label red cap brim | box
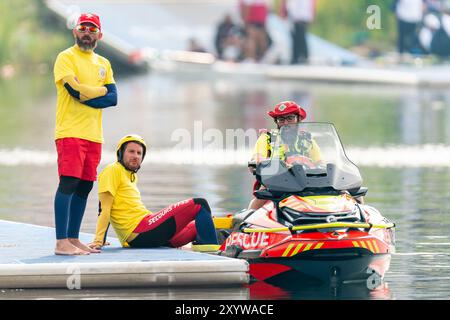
[78,20,100,29]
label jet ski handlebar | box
[242,221,396,234]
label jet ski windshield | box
[256,122,362,194]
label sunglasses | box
[75,25,100,34]
[276,115,297,123]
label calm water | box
[1,70,450,299]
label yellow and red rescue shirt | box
[53,45,115,143]
[96,162,151,246]
[252,130,322,162]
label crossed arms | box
[62,75,117,109]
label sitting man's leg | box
[248,198,267,210]
[168,221,196,248]
[189,198,219,245]
[129,198,218,248]
[248,182,267,211]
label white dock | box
[150,59,450,87]
[0,220,249,289]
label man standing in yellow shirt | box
[53,13,117,255]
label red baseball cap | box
[77,13,101,30]
[267,101,307,120]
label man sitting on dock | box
[88,135,219,250]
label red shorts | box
[55,138,102,181]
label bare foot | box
[69,238,101,253]
[55,239,90,255]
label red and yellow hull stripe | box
[279,239,382,257]
[352,240,380,253]
[281,242,325,257]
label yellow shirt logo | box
[99,67,106,80]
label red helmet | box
[267,101,307,120]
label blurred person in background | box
[286,0,316,64]
[418,12,441,53]
[424,0,442,13]
[222,28,245,62]
[393,0,425,55]
[239,0,270,62]
[261,8,292,64]
[430,1,450,58]
[187,38,207,53]
[215,13,245,62]
[215,14,237,59]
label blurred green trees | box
[312,0,397,51]
[0,0,401,71]
[0,0,70,71]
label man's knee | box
[75,180,94,199]
[248,198,266,211]
[193,198,211,213]
[58,176,80,195]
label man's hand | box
[285,155,316,168]
[87,242,102,250]
[62,75,108,101]
[79,87,107,102]
[87,241,110,250]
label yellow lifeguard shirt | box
[252,133,271,161]
[252,131,322,162]
[97,162,151,246]
[53,45,115,143]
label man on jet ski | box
[248,101,322,210]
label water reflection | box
[246,277,393,300]
[0,277,393,300]
[0,286,249,300]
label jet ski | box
[213,122,396,285]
